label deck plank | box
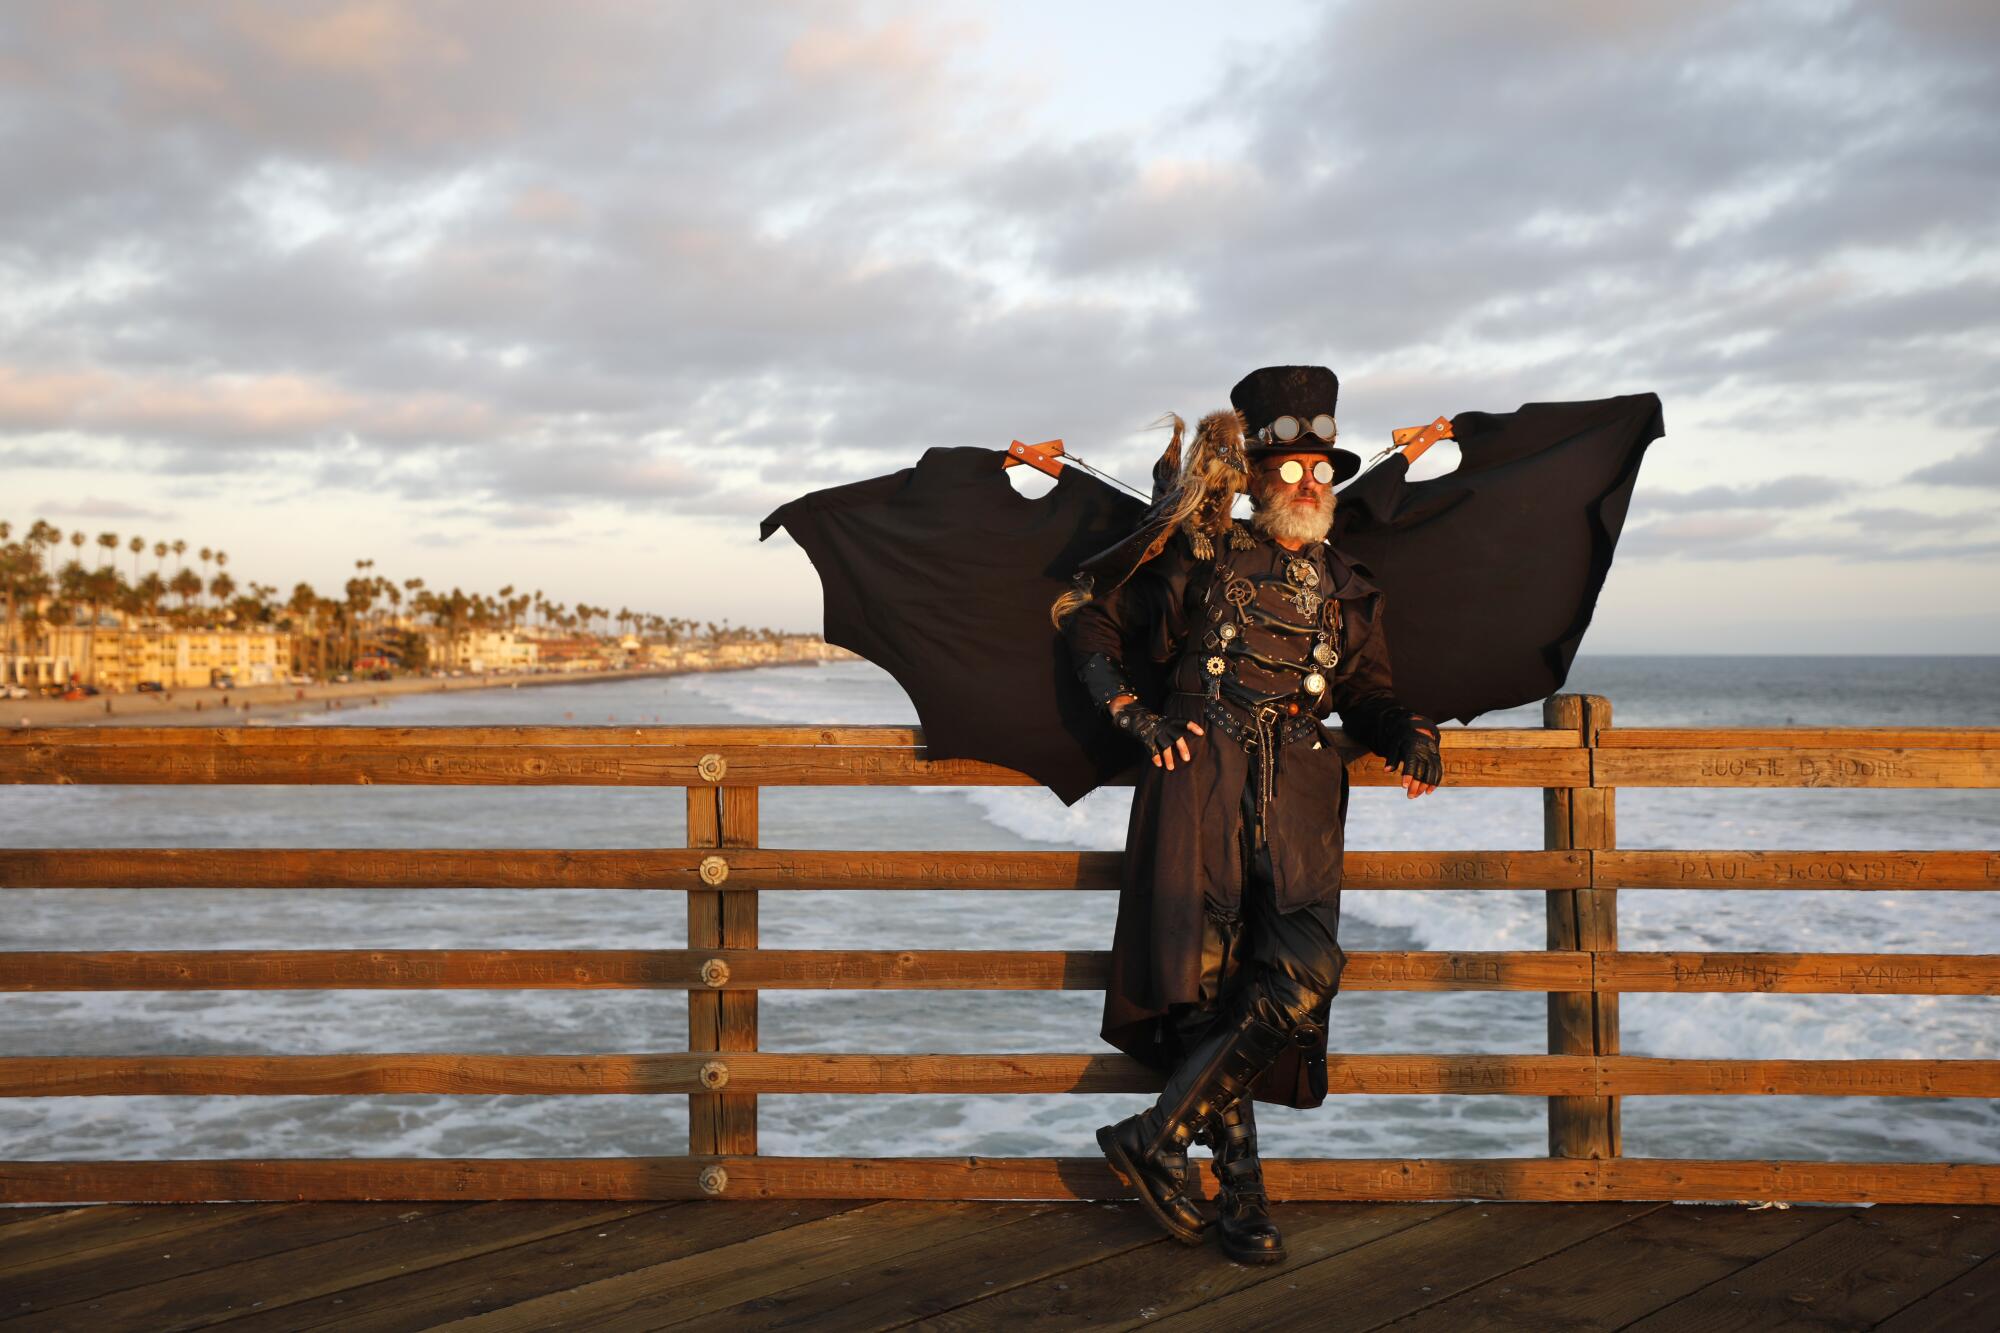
[1382,1204,1857,1330]
[906,1202,1461,1330]
[3,1200,641,1332]
[432,1200,1037,1330]
[0,1208,70,1229]
[2,1201,467,1321]
[1146,1201,1661,1330]
[673,1202,1169,1331]
[1626,1204,2000,1331]
[1876,1248,2000,1332]
[0,1202,309,1278]
[224,1200,861,1332]
[3,1199,1984,1331]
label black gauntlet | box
[1385,715,1443,786]
[1113,703,1199,760]
[1076,651,1138,712]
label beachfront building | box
[432,628,539,674]
[523,633,609,673]
[6,623,293,692]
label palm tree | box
[79,566,122,685]
[96,531,119,570]
[127,535,144,582]
[171,539,186,579]
[152,541,167,580]
[0,529,40,686]
[26,520,59,583]
[69,531,85,569]
[287,583,319,675]
[198,548,213,606]
[169,567,203,617]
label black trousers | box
[1170,779,1347,1058]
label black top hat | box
[1231,365,1361,483]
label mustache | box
[1249,487,1336,542]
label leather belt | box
[1192,695,1322,848]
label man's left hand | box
[1384,720,1441,798]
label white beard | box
[1250,490,1336,545]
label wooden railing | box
[2,696,1996,1205]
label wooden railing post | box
[687,779,759,1156]
[1544,693,1619,1159]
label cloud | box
[1636,474,1860,513]
[1903,436,2000,488]
[0,0,1994,574]
[30,496,174,520]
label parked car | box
[214,675,236,689]
[333,673,351,683]
[2,683,28,699]
[135,680,165,693]
[368,669,393,681]
[286,673,315,686]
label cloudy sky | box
[3,1,1996,651]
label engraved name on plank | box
[1350,954,1508,984]
[395,753,626,779]
[1327,1059,1564,1093]
[1344,856,1519,885]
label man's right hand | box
[1111,699,1206,771]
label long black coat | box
[1062,526,1418,1107]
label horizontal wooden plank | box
[1598,952,2000,994]
[0,741,1586,788]
[1595,1058,2000,1097]
[0,848,1123,892]
[3,1157,1993,1205]
[0,725,934,748]
[0,724,1580,749]
[1593,747,1998,788]
[0,743,1033,788]
[1601,850,2000,891]
[1597,727,2000,750]
[15,848,1997,893]
[0,1053,1591,1098]
[0,949,1588,992]
[8,1053,1990,1098]
[0,848,1589,892]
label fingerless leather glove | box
[1114,703,1200,761]
[1386,716,1442,786]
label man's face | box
[1247,450,1338,545]
[1248,452,1332,511]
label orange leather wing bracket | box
[1002,439,1067,478]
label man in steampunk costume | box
[1060,365,1442,1263]
[762,365,1662,1263]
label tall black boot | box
[1097,986,1294,1245]
[1206,1096,1284,1263]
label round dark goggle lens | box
[1276,459,1336,485]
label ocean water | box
[2,655,1996,1170]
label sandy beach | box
[4,638,852,729]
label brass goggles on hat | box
[1259,412,1338,446]
[1261,458,1337,485]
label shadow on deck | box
[3,1198,1996,1330]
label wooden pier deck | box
[4,1197,1996,1330]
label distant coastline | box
[6,635,854,729]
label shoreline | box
[5,642,854,729]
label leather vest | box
[1167,531,1342,838]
